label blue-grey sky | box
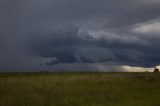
[0,0,160,72]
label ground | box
[0,72,160,106]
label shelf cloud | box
[0,0,160,71]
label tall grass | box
[0,72,160,106]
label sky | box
[0,0,160,72]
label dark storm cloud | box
[30,26,160,68]
[1,0,160,71]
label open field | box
[0,72,160,106]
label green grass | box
[0,72,160,106]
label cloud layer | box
[0,0,160,71]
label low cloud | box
[30,26,160,68]
[1,0,160,71]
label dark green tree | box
[154,68,159,73]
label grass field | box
[0,72,160,106]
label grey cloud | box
[30,26,160,68]
[1,0,160,71]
